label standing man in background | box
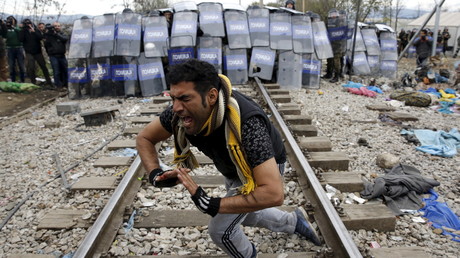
[44,22,68,89]
[441,27,450,55]
[413,29,433,66]
[0,16,25,83]
[19,18,52,87]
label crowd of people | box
[398,27,460,60]
[0,15,68,89]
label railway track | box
[3,80,434,258]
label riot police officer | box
[325,9,347,83]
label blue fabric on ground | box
[419,189,460,242]
[419,87,441,97]
[401,128,460,157]
[342,81,365,88]
[438,101,455,114]
[444,88,456,95]
[366,86,383,94]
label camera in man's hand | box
[4,17,14,28]
[421,35,426,41]
[45,23,55,34]
[22,19,33,30]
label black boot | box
[329,74,339,83]
[322,72,333,79]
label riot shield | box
[223,45,248,85]
[173,1,197,12]
[347,25,366,52]
[89,57,113,97]
[197,37,222,73]
[407,46,416,58]
[379,32,398,61]
[137,53,166,97]
[367,55,380,75]
[269,12,292,50]
[114,12,142,56]
[361,28,381,56]
[277,50,302,89]
[171,11,198,47]
[68,18,92,59]
[312,21,333,60]
[197,2,225,37]
[327,9,347,55]
[380,60,397,79]
[301,53,321,89]
[92,14,115,58]
[249,47,276,81]
[350,51,370,75]
[292,14,314,54]
[168,47,195,66]
[224,10,251,49]
[67,58,90,99]
[247,7,269,47]
[111,56,138,97]
[142,15,169,57]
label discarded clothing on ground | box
[347,87,377,97]
[390,90,431,107]
[400,128,460,157]
[361,164,440,215]
[0,82,40,93]
[420,189,460,242]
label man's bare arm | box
[136,117,172,172]
[178,157,284,214]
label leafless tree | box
[132,0,169,13]
[394,0,405,32]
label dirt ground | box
[0,89,63,118]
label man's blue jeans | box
[49,55,68,87]
[7,47,25,82]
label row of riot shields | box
[67,42,323,98]
[343,22,398,79]
[67,6,400,97]
[67,54,167,99]
[68,8,335,59]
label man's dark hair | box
[167,59,221,107]
[421,29,428,34]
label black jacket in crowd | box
[44,31,68,57]
[18,26,43,55]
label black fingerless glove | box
[148,168,178,188]
[191,186,221,217]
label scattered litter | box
[390,236,404,241]
[325,184,338,199]
[369,241,381,248]
[348,193,366,204]
[387,100,404,108]
[412,216,426,223]
[109,148,137,157]
[123,210,137,234]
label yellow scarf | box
[172,74,256,194]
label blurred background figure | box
[441,27,450,55]
[44,22,68,89]
[0,16,25,82]
[19,18,52,86]
[285,0,295,10]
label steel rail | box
[73,156,144,258]
[254,78,362,258]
